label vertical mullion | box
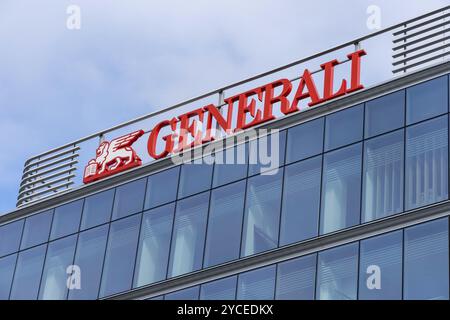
[7,219,26,300]
[35,209,55,300]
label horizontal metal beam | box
[17,174,76,199]
[392,51,450,73]
[21,161,78,182]
[22,155,78,176]
[19,168,77,191]
[392,42,450,66]
[393,19,450,43]
[392,35,450,58]
[393,11,450,36]
[16,181,74,206]
[392,26,450,51]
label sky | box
[0,0,448,214]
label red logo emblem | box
[83,130,144,184]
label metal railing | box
[16,5,450,207]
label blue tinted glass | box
[248,131,286,176]
[0,220,23,257]
[204,181,245,267]
[316,243,358,300]
[165,286,199,300]
[241,168,283,257]
[50,200,83,240]
[200,276,237,300]
[10,244,47,300]
[359,231,402,300]
[320,143,362,234]
[362,130,404,222]
[178,163,213,198]
[145,167,180,209]
[168,192,209,277]
[0,254,16,299]
[111,178,146,220]
[406,76,448,125]
[20,210,53,250]
[39,235,77,300]
[276,254,316,300]
[280,156,321,245]
[237,265,276,300]
[69,225,108,300]
[213,144,248,187]
[81,189,114,230]
[404,218,449,300]
[100,214,141,297]
[365,90,405,138]
[134,203,174,288]
[405,116,448,210]
[286,118,324,164]
[325,104,363,151]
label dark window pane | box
[0,254,16,299]
[213,144,248,187]
[316,243,358,300]
[276,254,316,300]
[39,235,77,300]
[200,276,237,300]
[237,265,276,300]
[50,200,83,240]
[10,244,47,300]
[405,116,448,210]
[320,144,362,234]
[165,286,199,300]
[204,181,245,267]
[280,156,321,245]
[0,220,23,257]
[286,118,324,164]
[365,90,405,138]
[69,225,108,300]
[134,203,174,288]
[81,189,114,230]
[178,163,213,198]
[404,218,449,300]
[406,76,448,125]
[111,178,146,220]
[248,131,286,176]
[20,210,53,250]
[99,214,141,297]
[145,167,180,209]
[359,231,402,300]
[362,130,404,222]
[241,168,283,257]
[325,104,363,151]
[168,192,209,277]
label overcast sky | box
[0,0,448,214]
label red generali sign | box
[83,49,366,184]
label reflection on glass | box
[111,178,146,220]
[178,163,213,199]
[145,167,180,209]
[0,254,16,299]
[81,189,114,230]
[237,265,276,300]
[20,210,53,250]
[213,144,248,187]
[50,200,83,240]
[276,254,316,300]
[286,118,324,164]
[165,286,199,300]
[0,220,24,257]
[200,276,237,300]
[325,104,363,151]
[248,131,286,176]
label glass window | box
[405,115,448,210]
[39,235,77,300]
[404,218,449,300]
[134,203,175,288]
[213,144,248,187]
[362,130,404,223]
[276,254,316,300]
[280,156,321,246]
[69,225,108,300]
[237,265,276,300]
[0,220,24,257]
[165,286,199,300]
[241,168,283,257]
[365,90,405,138]
[178,163,213,199]
[20,210,53,250]
[200,276,237,300]
[145,167,180,209]
[248,130,286,176]
[359,231,402,300]
[100,214,141,298]
[81,189,114,230]
[204,181,245,267]
[10,244,47,300]
[320,143,362,234]
[0,254,16,299]
[316,243,358,300]
[325,104,363,151]
[111,178,146,220]
[50,200,83,240]
[168,192,209,278]
[406,76,448,125]
[286,118,324,164]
